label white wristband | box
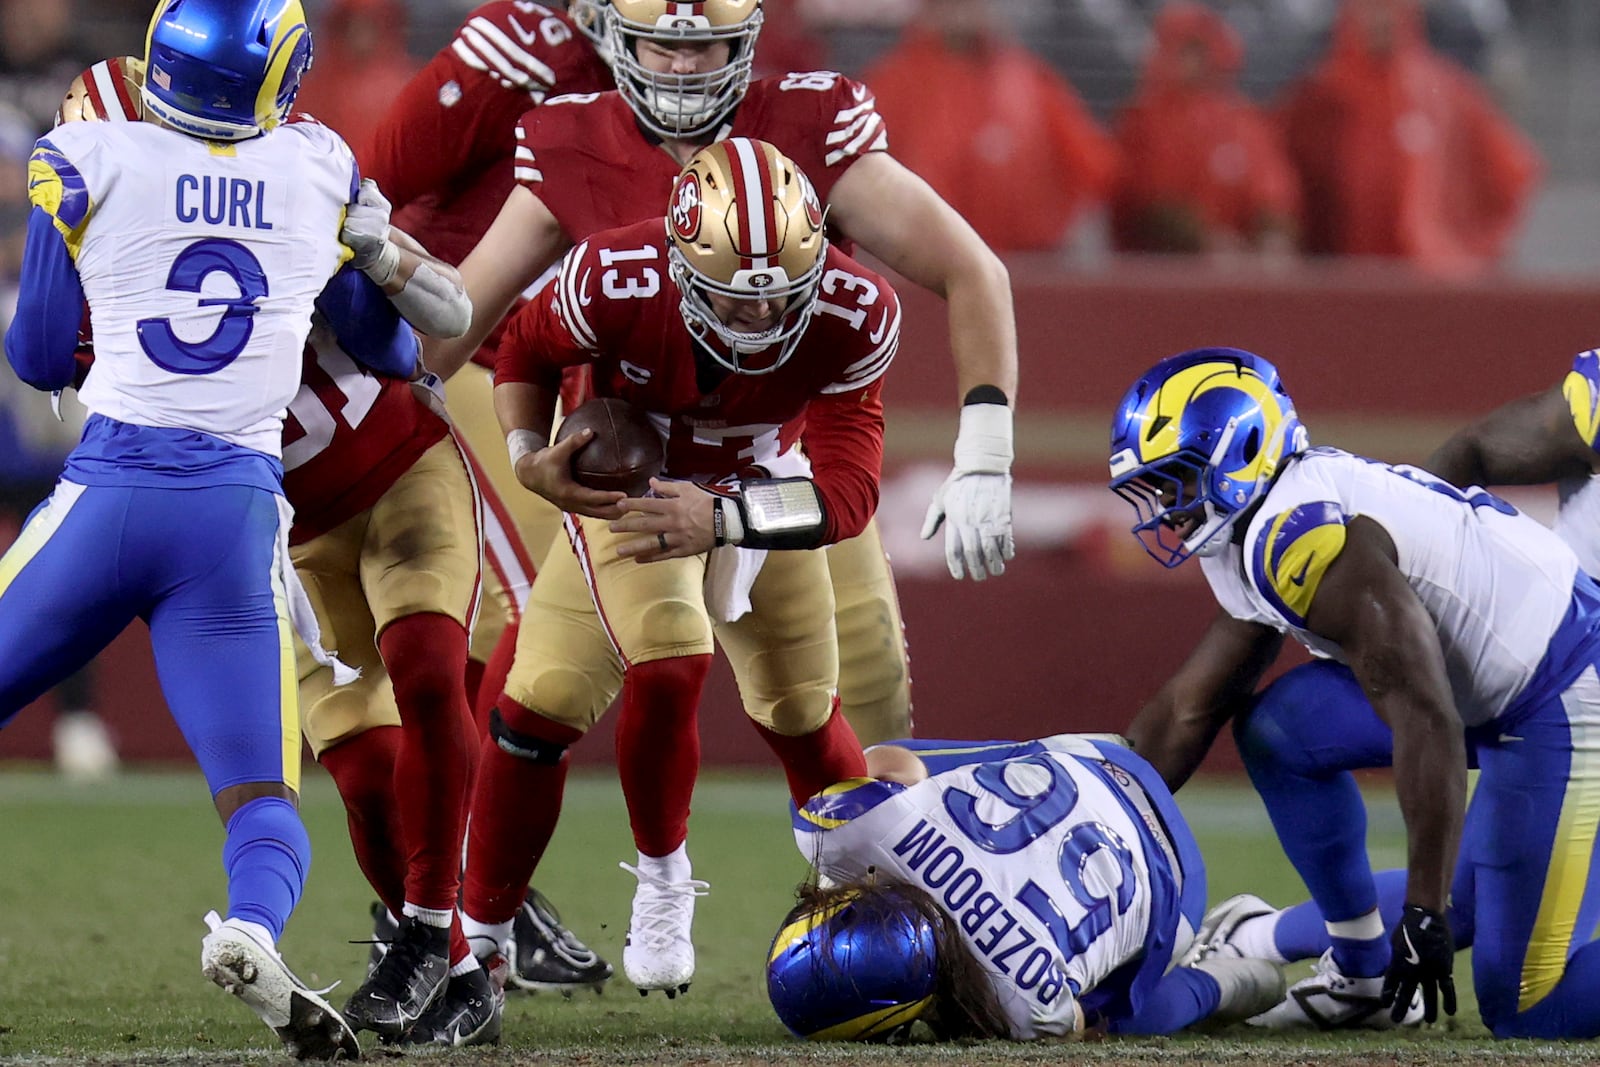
[507,429,542,467]
[953,402,1014,474]
[715,496,745,546]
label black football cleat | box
[506,887,614,996]
[342,915,449,1040]
[398,959,504,1048]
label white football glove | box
[341,178,400,283]
[920,402,1015,581]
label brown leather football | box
[553,397,664,497]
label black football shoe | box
[399,955,506,1048]
[342,915,449,1039]
[506,887,614,996]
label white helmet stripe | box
[729,137,771,270]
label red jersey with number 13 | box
[495,219,900,545]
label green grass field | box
[0,767,1592,1066]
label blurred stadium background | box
[1,0,1596,775]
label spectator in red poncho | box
[294,0,417,156]
[1277,0,1541,274]
[862,0,1118,253]
[1112,2,1299,258]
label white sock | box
[448,954,482,978]
[1229,911,1289,964]
[637,842,691,883]
[402,903,455,929]
[461,913,512,959]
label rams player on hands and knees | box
[769,735,1287,1041]
[1114,349,1600,1038]
[1185,347,1600,1038]
[463,139,887,997]
[0,0,437,1055]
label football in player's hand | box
[554,397,664,498]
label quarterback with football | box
[461,139,888,998]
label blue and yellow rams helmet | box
[766,888,938,1041]
[142,0,313,141]
[1109,347,1307,567]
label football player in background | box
[59,54,496,1049]
[1111,348,1600,1038]
[1176,348,1600,1033]
[463,139,889,997]
[424,0,1018,993]
[769,735,1286,1040]
[359,0,616,994]
[0,0,415,1056]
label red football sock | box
[616,655,710,857]
[379,613,473,913]
[473,620,519,729]
[751,700,868,806]
[319,725,407,919]
[462,696,583,925]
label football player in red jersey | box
[58,61,493,1047]
[426,0,1016,974]
[463,139,885,996]
[358,0,618,995]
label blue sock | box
[1110,966,1220,1034]
[221,796,310,942]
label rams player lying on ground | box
[769,735,1285,1040]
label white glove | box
[920,402,1015,581]
[341,178,400,283]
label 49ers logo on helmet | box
[670,172,703,241]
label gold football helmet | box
[605,0,763,139]
[666,137,827,375]
[57,56,145,125]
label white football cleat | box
[200,911,361,1059]
[1179,893,1277,966]
[1187,957,1287,1025]
[1248,948,1425,1030]
[619,862,709,997]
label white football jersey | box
[30,119,356,456]
[1201,447,1580,726]
[793,737,1172,1039]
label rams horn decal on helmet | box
[1108,346,1308,567]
